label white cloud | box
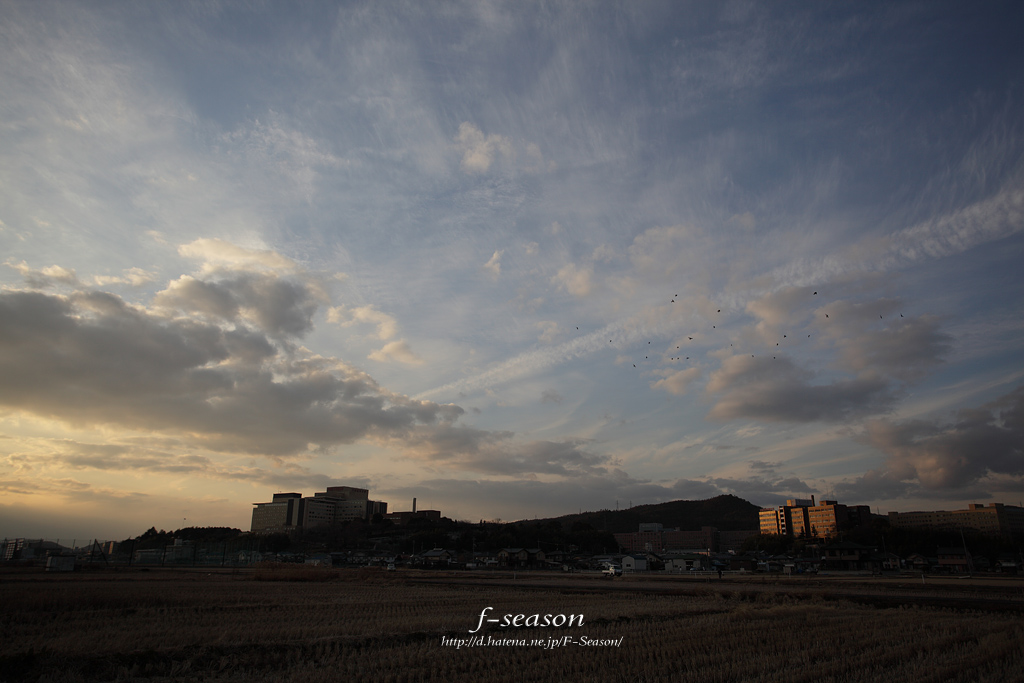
[455,122,513,174]
[880,184,1024,269]
[220,115,350,199]
[627,225,699,277]
[523,142,556,173]
[483,250,503,279]
[178,238,299,274]
[551,263,593,297]
[536,321,559,343]
[591,244,617,263]
[92,267,155,287]
[5,261,79,288]
[368,339,424,365]
[731,212,756,230]
[652,367,702,396]
[327,305,399,341]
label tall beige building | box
[251,487,388,533]
[250,493,304,533]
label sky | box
[2,1,1023,541]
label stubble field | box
[2,566,1023,682]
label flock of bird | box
[609,290,903,370]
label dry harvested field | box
[2,567,1024,682]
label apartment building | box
[888,503,1024,538]
[760,497,871,540]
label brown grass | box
[252,562,340,582]
[1,569,1022,682]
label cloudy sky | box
[2,1,1023,540]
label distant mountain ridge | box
[528,494,761,534]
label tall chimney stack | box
[413,497,417,513]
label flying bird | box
[813,292,817,295]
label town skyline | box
[2,2,1023,541]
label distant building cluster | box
[251,486,388,533]
[251,489,444,533]
[759,497,872,539]
[613,524,756,553]
[385,509,442,526]
[889,503,1024,538]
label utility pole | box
[960,525,973,577]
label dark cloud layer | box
[397,424,610,477]
[836,387,1024,500]
[0,286,621,482]
[6,438,358,493]
[706,355,898,422]
[704,286,950,423]
[705,290,953,425]
[0,289,462,456]
[155,273,321,338]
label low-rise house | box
[420,548,453,566]
[544,549,568,564]
[905,553,930,572]
[728,554,759,572]
[663,553,708,571]
[821,541,879,571]
[498,548,546,568]
[995,555,1019,574]
[621,554,648,572]
[937,547,971,574]
[879,552,903,571]
[472,551,499,568]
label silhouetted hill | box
[528,495,761,534]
